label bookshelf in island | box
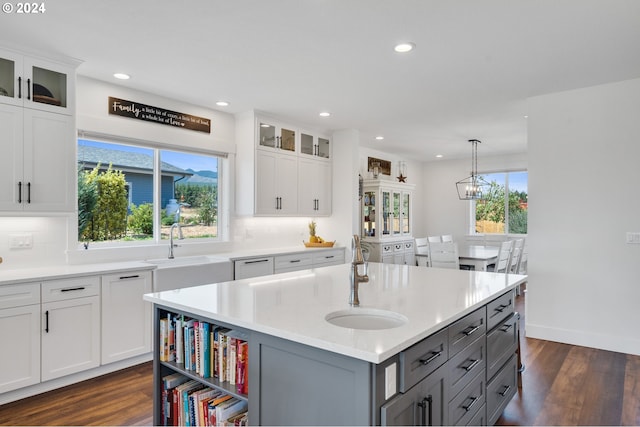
[145,262,527,425]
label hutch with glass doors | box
[361,179,415,264]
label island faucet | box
[168,223,184,259]
[350,234,369,306]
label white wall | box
[420,153,527,240]
[527,77,640,356]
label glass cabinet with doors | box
[258,119,296,153]
[300,132,331,159]
[361,179,415,264]
[0,47,76,115]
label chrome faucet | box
[350,234,369,306]
[168,223,184,259]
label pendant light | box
[456,139,489,200]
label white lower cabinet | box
[0,282,41,393]
[101,270,152,364]
[41,276,100,382]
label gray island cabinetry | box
[145,262,525,426]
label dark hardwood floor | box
[1,287,639,426]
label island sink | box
[325,308,408,330]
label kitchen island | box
[144,262,527,425]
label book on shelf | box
[162,373,189,426]
[160,317,168,362]
[174,380,203,426]
[168,313,176,362]
[236,340,248,395]
[215,398,247,427]
[175,315,184,364]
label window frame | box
[469,169,528,235]
[76,134,225,249]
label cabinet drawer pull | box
[289,259,301,263]
[500,323,514,332]
[245,259,270,264]
[417,395,432,426]
[494,303,510,313]
[419,350,442,365]
[324,255,335,259]
[499,385,512,397]
[18,76,22,99]
[462,358,480,372]
[18,181,22,203]
[462,395,480,412]
[61,286,85,292]
[119,275,140,280]
[27,78,31,100]
[45,310,49,333]
[27,182,31,203]
[462,325,480,336]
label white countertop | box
[143,262,527,364]
[0,261,154,286]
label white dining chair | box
[427,235,441,243]
[488,240,513,273]
[414,237,430,267]
[428,241,460,269]
[509,238,525,274]
[441,234,453,242]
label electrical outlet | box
[385,362,397,400]
[626,232,640,244]
[9,233,33,249]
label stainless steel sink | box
[325,308,408,330]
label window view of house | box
[77,139,219,245]
[475,171,528,234]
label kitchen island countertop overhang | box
[143,262,527,364]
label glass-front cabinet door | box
[0,49,75,114]
[258,120,296,153]
[382,190,391,236]
[300,132,331,159]
[402,192,410,234]
[363,190,376,237]
[0,50,22,107]
[392,191,401,235]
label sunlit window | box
[77,139,220,245]
[474,171,527,234]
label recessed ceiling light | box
[216,101,229,107]
[436,154,444,158]
[113,73,130,80]
[394,42,415,53]
[375,136,385,140]
[319,112,331,117]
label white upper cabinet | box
[236,111,333,217]
[0,47,77,213]
[0,47,76,115]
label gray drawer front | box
[467,403,486,426]
[448,336,486,399]
[399,328,448,392]
[448,307,486,356]
[487,290,515,330]
[487,313,518,380]
[487,354,518,425]
[448,370,486,426]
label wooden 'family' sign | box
[108,97,211,134]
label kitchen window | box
[77,138,220,246]
[474,170,527,234]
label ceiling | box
[3,0,640,161]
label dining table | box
[457,245,499,271]
[414,244,499,271]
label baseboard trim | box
[0,353,152,405]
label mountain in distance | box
[184,168,217,185]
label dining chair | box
[427,235,441,243]
[488,240,513,273]
[509,238,525,274]
[414,237,430,267]
[441,234,453,242]
[428,241,460,269]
